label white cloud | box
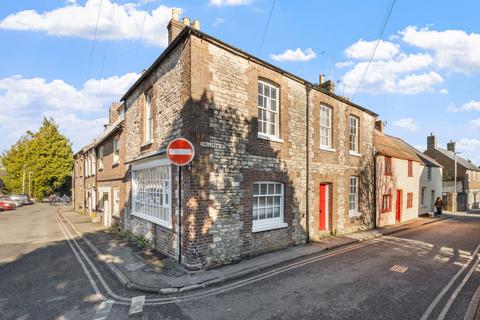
[393,118,418,131]
[0,73,139,113]
[344,39,399,60]
[414,144,426,151]
[447,100,480,113]
[213,18,224,27]
[209,0,252,7]
[400,26,480,74]
[470,119,480,129]
[440,88,448,95]
[396,71,444,95]
[0,0,178,46]
[270,48,317,62]
[457,138,480,163]
[341,53,442,94]
[0,72,139,151]
[335,61,354,68]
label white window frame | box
[349,176,360,216]
[98,146,104,170]
[349,115,359,154]
[113,136,120,165]
[421,187,427,206]
[92,153,96,175]
[131,159,172,228]
[257,80,280,141]
[113,186,120,217]
[144,90,153,143]
[252,181,287,232]
[320,105,333,150]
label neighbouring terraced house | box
[116,10,378,269]
[424,134,480,211]
[73,102,127,227]
[374,122,443,226]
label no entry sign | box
[167,138,195,166]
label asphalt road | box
[1,204,480,320]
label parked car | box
[0,201,14,211]
[10,194,33,205]
[0,196,23,207]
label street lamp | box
[454,151,462,213]
[28,172,33,198]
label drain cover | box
[390,265,408,273]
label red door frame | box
[319,184,329,230]
[396,189,403,223]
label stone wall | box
[123,40,191,260]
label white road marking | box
[58,208,374,305]
[55,212,130,304]
[129,296,145,315]
[54,214,105,300]
[437,254,480,320]
[419,241,480,320]
[93,300,114,320]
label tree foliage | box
[0,118,73,199]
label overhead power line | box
[351,0,396,100]
[85,0,103,83]
[257,0,276,57]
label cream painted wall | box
[418,165,443,215]
[376,155,421,227]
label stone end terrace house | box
[424,134,480,211]
[73,103,126,227]
[119,12,378,270]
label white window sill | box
[141,141,153,148]
[349,151,362,157]
[252,222,288,233]
[131,211,172,229]
[320,146,336,152]
[349,211,362,218]
[257,134,284,143]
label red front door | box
[396,190,403,223]
[319,184,328,230]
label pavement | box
[58,205,450,295]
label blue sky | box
[1,0,479,164]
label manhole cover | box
[390,265,408,273]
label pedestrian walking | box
[434,197,445,216]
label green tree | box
[0,118,73,199]
[1,136,31,194]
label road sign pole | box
[167,138,195,265]
[178,165,182,264]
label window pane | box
[261,184,267,195]
[266,207,273,219]
[273,207,280,218]
[275,184,282,194]
[258,208,266,220]
[259,196,266,207]
[258,82,263,95]
[253,184,259,195]
[253,209,258,220]
[265,85,270,97]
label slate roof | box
[432,147,480,171]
